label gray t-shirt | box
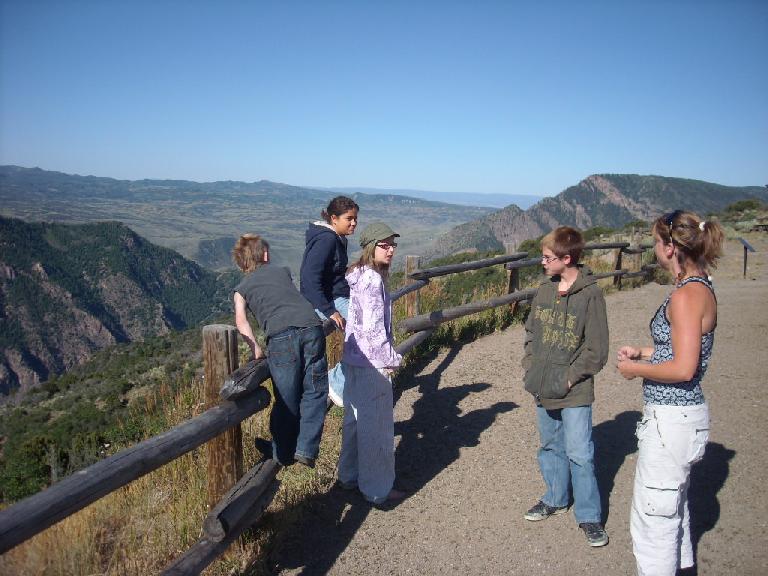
[235,265,320,338]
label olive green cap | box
[359,222,400,248]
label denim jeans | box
[315,296,349,402]
[337,363,395,503]
[536,405,601,524]
[266,325,328,464]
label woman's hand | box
[617,346,641,362]
[617,359,640,380]
[330,311,345,331]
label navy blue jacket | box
[299,223,350,317]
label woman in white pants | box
[618,210,724,576]
[337,222,405,505]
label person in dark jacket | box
[300,196,359,406]
[300,196,359,330]
[521,226,610,547]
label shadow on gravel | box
[270,341,517,575]
[268,482,378,576]
[688,442,735,554]
[393,338,518,494]
[593,410,642,523]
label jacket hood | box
[544,264,597,295]
[305,221,339,245]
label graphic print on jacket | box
[522,266,609,409]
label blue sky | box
[1,0,766,197]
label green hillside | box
[0,216,235,398]
[0,325,207,501]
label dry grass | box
[0,363,344,576]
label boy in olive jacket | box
[522,226,610,547]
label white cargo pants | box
[630,403,709,576]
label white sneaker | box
[328,382,343,407]
[327,363,344,407]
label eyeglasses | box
[376,242,397,250]
[541,254,560,263]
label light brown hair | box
[652,210,724,277]
[541,226,585,265]
[232,234,270,273]
[348,242,390,280]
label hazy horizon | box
[1,2,766,196]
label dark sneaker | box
[254,438,274,460]
[580,522,609,547]
[524,501,569,521]
[294,454,316,468]
[336,479,358,491]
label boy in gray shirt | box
[233,233,328,468]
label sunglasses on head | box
[664,209,683,231]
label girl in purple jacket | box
[337,222,405,505]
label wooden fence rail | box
[0,238,655,573]
[0,387,272,554]
[160,323,440,574]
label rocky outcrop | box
[425,174,768,260]
[0,217,228,401]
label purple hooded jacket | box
[342,266,402,369]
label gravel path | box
[273,237,768,576]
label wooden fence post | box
[405,255,421,317]
[612,247,624,290]
[203,325,244,512]
[505,243,521,315]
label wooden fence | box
[0,240,655,572]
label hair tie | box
[699,221,706,231]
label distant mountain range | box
[0,216,234,399]
[0,166,495,272]
[322,186,544,209]
[425,174,768,259]
[3,167,766,398]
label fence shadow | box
[593,410,642,523]
[270,340,517,575]
[268,481,374,576]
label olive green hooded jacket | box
[522,266,609,409]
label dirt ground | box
[272,236,768,576]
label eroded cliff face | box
[426,173,757,259]
[2,264,131,400]
[97,273,171,340]
[0,217,224,402]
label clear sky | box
[1,0,766,197]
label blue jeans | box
[536,405,602,524]
[314,296,349,322]
[266,325,328,464]
[315,296,349,402]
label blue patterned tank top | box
[642,276,715,406]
